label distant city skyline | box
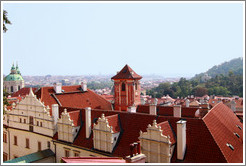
[2,2,244,77]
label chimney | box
[81,81,87,92]
[52,104,59,130]
[53,83,62,93]
[141,97,145,105]
[149,103,157,115]
[85,107,91,138]
[230,100,236,112]
[125,142,146,163]
[199,103,209,118]
[176,120,187,160]
[185,99,190,107]
[173,105,181,118]
[127,105,136,113]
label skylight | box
[226,143,234,151]
[234,133,240,138]
[236,125,242,130]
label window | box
[11,86,13,93]
[24,119,26,123]
[3,132,7,143]
[74,152,80,157]
[65,150,70,157]
[18,86,20,90]
[47,141,50,148]
[40,122,42,127]
[3,153,8,161]
[14,155,18,159]
[14,136,17,145]
[19,118,22,123]
[38,141,41,151]
[26,138,30,149]
[121,83,125,91]
[37,121,39,126]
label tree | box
[193,86,208,97]
[3,10,11,33]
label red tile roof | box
[11,87,37,98]
[7,96,22,105]
[181,107,199,118]
[111,65,142,80]
[35,85,112,115]
[68,110,81,127]
[136,105,149,114]
[157,106,173,116]
[61,157,126,163]
[203,103,243,163]
[55,102,242,163]
[105,114,121,133]
[156,116,227,163]
[157,121,176,145]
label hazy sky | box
[2,2,244,77]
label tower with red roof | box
[111,65,142,111]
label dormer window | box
[122,83,125,91]
[226,143,234,151]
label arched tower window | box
[11,86,13,93]
[122,83,126,91]
[18,86,20,90]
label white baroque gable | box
[57,109,80,143]
[93,114,120,153]
[6,88,56,137]
[138,120,174,163]
[139,120,171,144]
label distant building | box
[4,63,25,93]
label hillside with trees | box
[192,57,243,81]
[146,57,243,98]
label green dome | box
[4,74,24,81]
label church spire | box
[11,62,16,74]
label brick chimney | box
[176,120,187,160]
[185,99,190,107]
[127,105,136,113]
[173,105,181,118]
[81,81,87,92]
[230,100,236,112]
[149,104,157,115]
[52,104,59,131]
[199,103,209,118]
[125,141,146,163]
[85,107,91,138]
[53,83,62,93]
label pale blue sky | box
[3,2,244,77]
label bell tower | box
[111,65,142,111]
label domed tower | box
[4,62,25,93]
[111,64,142,111]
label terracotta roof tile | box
[203,103,243,163]
[157,121,176,145]
[111,65,142,80]
[68,110,81,127]
[11,87,37,97]
[35,85,112,115]
[105,114,121,133]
